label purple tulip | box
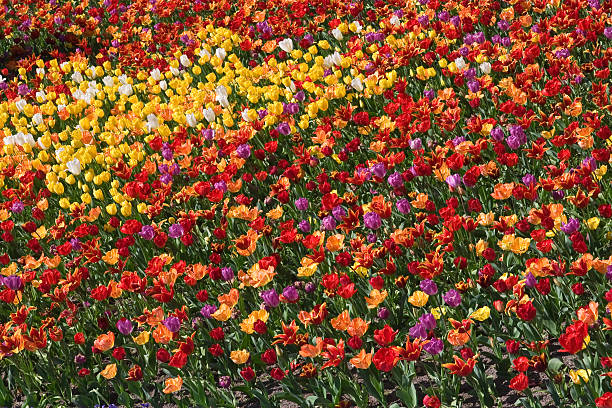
[364,212,382,230]
[295,198,309,211]
[163,316,181,333]
[261,289,280,308]
[371,163,386,178]
[282,286,299,302]
[388,172,404,188]
[332,206,347,221]
[218,376,231,389]
[321,216,336,231]
[420,313,437,330]
[522,174,536,187]
[420,279,438,295]
[377,307,390,320]
[443,289,462,307]
[200,305,217,319]
[3,275,22,291]
[298,220,311,233]
[277,122,291,135]
[116,318,133,335]
[410,323,427,339]
[525,272,537,288]
[221,267,234,281]
[396,199,411,214]
[424,337,444,355]
[139,225,155,240]
[561,218,580,234]
[236,144,251,159]
[168,224,184,239]
[10,201,24,214]
[446,174,462,189]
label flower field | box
[0,0,611,407]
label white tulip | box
[351,77,363,92]
[199,48,211,58]
[102,76,114,87]
[215,48,226,61]
[15,99,26,112]
[186,113,197,127]
[159,80,167,91]
[480,62,491,74]
[180,54,191,67]
[32,113,43,126]
[215,85,229,108]
[146,114,159,131]
[72,71,83,83]
[454,57,466,70]
[203,108,216,123]
[37,137,48,150]
[150,68,161,81]
[278,38,293,53]
[241,108,251,122]
[66,158,82,176]
[118,84,133,96]
[390,15,400,26]
[332,28,343,41]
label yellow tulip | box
[408,291,429,307]
[470,306,491,321]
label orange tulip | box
[163,376,183,394]
[152,324,173,344]
[100,363,117,379]
[365,289,387,309]
[491,183,515,200]
[442,355,477,376]
[347,318,370,338]
[331,310,351,331]
[93,332,115,352]
[577,302,598,327]
[350,349,373,369]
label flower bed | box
[0,0,611,407]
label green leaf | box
[548,358,563,373]
[272,391,304,404]
[546,382,561,406]
[396,382,417,408]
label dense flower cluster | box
[0,0,611,407]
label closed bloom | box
[490,126,505,141]
[443,289,462,307]
[116,318,133,335]
[168,224,184,239]
[364,212,382,230]
[163,316,181,333]
[561,218,580,234]
[446,174,462,188]
[236,144,251,159]
[420,279,438,295]
[321,216,336,231]
[295,198,309,211]
[387,172,404,188]
[260,289,280,308]
[139,225,155,240]
[420,313,437,330]
[282,286,299,302]
[396,199,411,214]
[3,275,22,291]
[424,337,443,355]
